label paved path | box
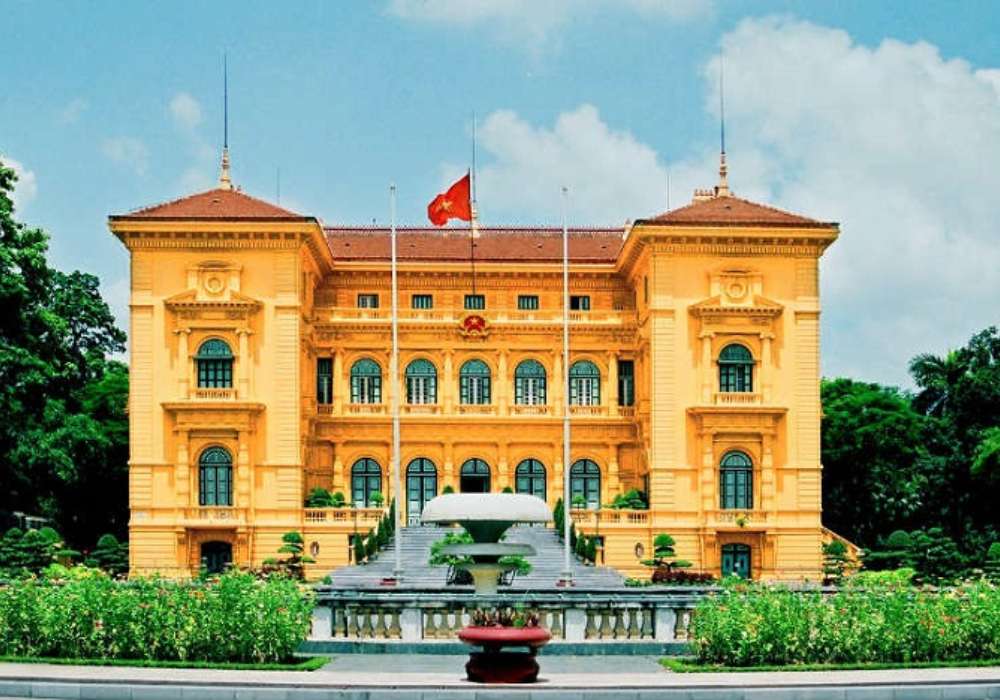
[3,658,1000,698]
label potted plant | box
[457,607,551,683]
[369,491,385,508]
[641,533,693,583]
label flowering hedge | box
[690,582,1000,666]
[0,572,313,663]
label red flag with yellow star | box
[427,172,472,226]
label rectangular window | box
[570,295,591,311]
[518,295,539,311]
[464,294,485,310]
[357,293,379,309]
[617,360,635,407]
[316,358,333,405]
[411,294,433,309]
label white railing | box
[713,392,763,406]
[193,388,235,401]
[347,403,386,415]
[304,507,386,525]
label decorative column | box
[443,441,456,492]
[761,432,776,514]
[607,442,620,495]
[700,332,713,403]
[175,430,190,506]
[607,354,619,417]
[552,351,563,412]
[553,454,564,505]
[700,429,715,516]
[332,443,344,497]
[175,328,191,399]
[237,429,251,506]
[237,329,251,399]
[443,351,454,413]
[333,349,346,414]
[498,441,510,491]
[497,350,508,415]
[760,332,773,402]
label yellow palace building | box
[109,155,847,581]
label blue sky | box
[3,1,999,386]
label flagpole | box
[560,185,573,586]
[390,183,403,582]
[470,113,479,295]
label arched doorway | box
[460,458,491,493]
[200,540,232,575]
[721,543,752,579]
[406,458,437,524]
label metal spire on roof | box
[716,51,730,198]
[218,53,233,191]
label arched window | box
[199,447,232,506]
[514,360,547,405]
[406,458,437,523]
[570,459,601,509]
[719,344,754,393]
[515,459,546,500]
[459,360,491,405]
[351,458,382,507]
[196,339,233,388]
[350,358,382,404]
[405,359,437,404]
[459,458,491,493]
[720,451,753,510]
[569,360,601,406]
[721,543,752,579]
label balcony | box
[320,307,636,327]
[713,392,763,406]
[570,508,650,527]
[569,405,608,417]
[510,404,550,416]
[708,509,770,528]
[456,404,496,415]
[402,404,439,415]
[304,507,386,525]
[346,403,386,415]
[193,388,236,401]
[183,507,246,526]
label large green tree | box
[0,158,128,547]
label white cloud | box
[58,98,88,125]
[169,92,203,130]
[387,0,712,44]
[101,137,150,176]
[1,155,39,211]
[701,17,1000,385]
[473,104,668,224]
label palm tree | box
[908,349,968,418]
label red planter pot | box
[457,625,552,683]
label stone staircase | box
[326,524,626,590]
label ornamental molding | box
[165,289,262,321]
[689,295,783,320]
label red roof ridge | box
[117,187,305,220]
[644,193,834,228]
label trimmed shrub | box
[501,486,514,494]
[84,534,129,577]
[353,534,366,564]
[689,582,1000,666]
[0,572,313,663]
[651,568,715,585]
[304,488,334,508]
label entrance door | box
[406,458,437,524]
[721,543,751,579]
[201,541,233,574]
[460,458,491,493]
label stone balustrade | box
[310,588,706,644]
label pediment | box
[689,294,783,319]
[165,289,261,313]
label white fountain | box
[420,493,551,594]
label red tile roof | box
[324,227,624,263]
[113,188,307,220]
[642,195,834,228]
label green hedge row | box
[0,572,313,663]
[690,582,1000,667]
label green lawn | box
[0,655,329,671]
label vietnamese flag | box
[427,172,472,226]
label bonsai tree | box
[607,489,648,510]
[984,542,1000,581]
[443,485,455,494]
[85,533,129,577]
[571,494,587,509]
[502,486,514,494]
[369,491,385,508]
[822,540,851,585]
[642,534,691,582]
[863,529,913,571]
[908,528,965,584]
[305,487,334,508]
[331,491,347,507]
[353,533,366,564]
[276,530,315,579]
